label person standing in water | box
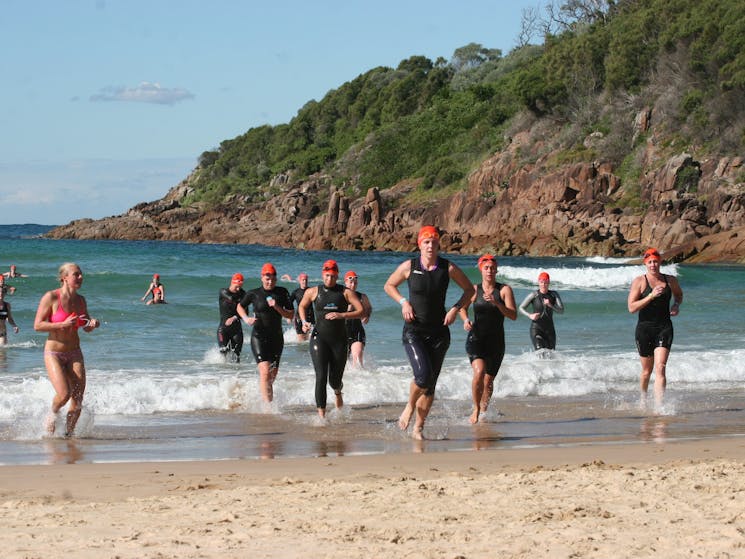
[33,262,100,437]
[289,273,314,342]
[344,270,373,368]
[298,260,364,419]
[3,265,27,278]
[459,254,517,424]
[628,248,683,409]
[0,288,20,345]
[237,263,294,405]
[384,225,474,440]
[217,273,246,362]
[141,273,166,305]
[519,272,564,351]
[0,275,16,296]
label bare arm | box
[384,260,414,323]
[628,276,655,314]
[668,276,683,316]
[445,263,476,326]
[498,285,518,321]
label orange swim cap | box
[417,225,439,245]
[538,272,550,282]
[477,254,496,270]
[344,270,358,281]
[231,273,244,284]
[643,248,661,262]
[261,263,276,276]
[322,260,339,274]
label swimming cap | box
[417,225,439,244]
[261,263,277,276]
[477,254,496,270]
[344,270,358,281]
[231,273,244,284]
[322,260,339,273]
[298,272,308,280]
[643,248,661,262]
[538,272,550,281]
[153,273,160,279]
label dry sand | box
[1,439,744,558]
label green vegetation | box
[184,0,745,209]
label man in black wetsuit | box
[384,225,474,440]
[297,260,364,420]
[217,273,246,362]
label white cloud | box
[90,82,195,105]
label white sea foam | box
[499,263,678,290]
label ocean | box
[1,224,744,464]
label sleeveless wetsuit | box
[635,275,673,357]
[402,256,451,395]
[520,289,563,350]
[466,284,507,376]
[309,284,349,409]
[240,286,293,367]
[217,286,246,359]
[290,286,314,334]
[345,290,367,345]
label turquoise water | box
[1,225,744,464]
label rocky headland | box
[47,111,745,264]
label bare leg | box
[63,361,86,437]
[258,361,277,403]
[470,360,486,424]
[412,392,434,440]
[653,347,670,408]
[639,355,654,408]
[349,341,364,368]
[44,353,72,434]
[398,381,424,430]
[334,388,343,409]
[480,374,495,418]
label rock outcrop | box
[47,126,745,264]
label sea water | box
[0,225,743,464]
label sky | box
[0,0,542,225]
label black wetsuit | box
[217,287,246,359]
[403,257,451,395]
[466,284,507,376]
[520,290,564,350]
[0,301,8,320]
[345,290,367,345]
[290,286,314,334]
[240,286,293,368]
[309,284,348,409]
[635,275,673,357]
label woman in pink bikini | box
[34,262,100,437]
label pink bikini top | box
[50,289,85,328]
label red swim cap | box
[261,263,276,276]
[417,225,439,245]
[538,272,550,282]
[322,260,339,273]
[643,248,661,262]
[231,273,244,284]
[298,272,308,280]
[477,254,496,270]
[344,270,358,281]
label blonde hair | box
[58,262,81,282]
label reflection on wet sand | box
[639,416,669,443]
[44,439,83,464]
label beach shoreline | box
[2,437,744,558]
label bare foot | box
[469,407,480,424]
[411,425,425,440]
[317,408,326,420]
[398,404,414,430]
[45,412,57,435]
[334,390,343,409]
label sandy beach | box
[2,438,744,558]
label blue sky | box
[0,0,541,225]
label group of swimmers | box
[26,228,682,439]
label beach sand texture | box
[2,439,744,559]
